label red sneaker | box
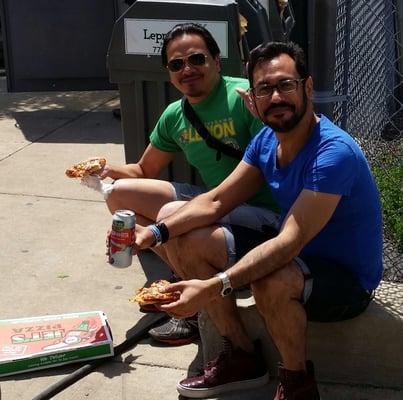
[274,360,320,400]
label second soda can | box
[109,210,136,268]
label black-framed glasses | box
[166,53,208,73]
[250,79,305,98]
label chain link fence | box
[331,0,402,282]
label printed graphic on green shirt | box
[179,118,240,150]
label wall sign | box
[124,19,228,57]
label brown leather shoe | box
[274,360,320,400]
[176,338,269,398]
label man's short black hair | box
[247,41,309,87]
[161,23,221,67]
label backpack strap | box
[181,97,243,161]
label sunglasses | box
[166,53,207,73]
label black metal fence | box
[309,0,402,282]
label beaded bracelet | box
[148,224,162,247]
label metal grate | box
[332,0,402,282]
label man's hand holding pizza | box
[158,279,219,319]
[131,278,218,319]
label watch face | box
[222,287,232,296]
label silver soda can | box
[109,210,136,268]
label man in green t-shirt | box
[99,23,279,345]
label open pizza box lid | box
[0,311,113,377]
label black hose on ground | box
[32,313,168,400]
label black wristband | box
[155,222,169,243]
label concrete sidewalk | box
[0,87,400,400]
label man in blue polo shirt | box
[135,41,383,399]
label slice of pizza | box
[130,279,180,306]
[65,157,106,178]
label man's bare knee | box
[164,226,227,279]
[157,201,187,220]
[164,232,202,279]
[105,179,131,211]
[252,262,304,311]
[165,231,202,267]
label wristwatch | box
[215,272,233,297]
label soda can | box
[108,210,136,268]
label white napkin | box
[80,175,114,199]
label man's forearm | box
[106,163,145,179]
[154,161,263,245]
[161,192,226,239]
[193,235,298,304]
[226,233,300,290]
[135,193,223,250]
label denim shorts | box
[170,181,280,232]
[224,224,373,323]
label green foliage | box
[372,153,403,253]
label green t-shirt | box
[150,76,279,212]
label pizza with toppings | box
[65,157,106,178]
[131,279,180,306]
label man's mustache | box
[264,103,295,116]
[180,73,203,83]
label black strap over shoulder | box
[181,97,244,161]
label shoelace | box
[185,318,199,329]
[169,317,198,329]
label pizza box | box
[0,311,114,377]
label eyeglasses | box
[250,79,305,99]
[166,53,207,73]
